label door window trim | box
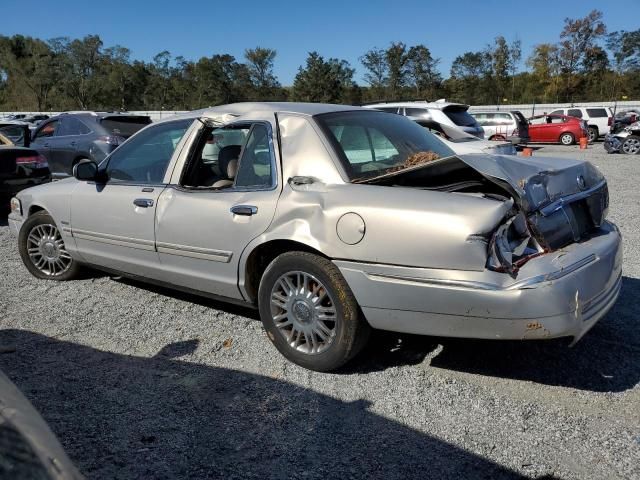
[173,120,279,194]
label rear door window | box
[100,116,152,138]
[376,107,400,114]
[58,117,91,136]
[567,109,583,118]
[550,110,563,115]
[586,108,608,118]
[405,108,430,118]
[234,124,274,188]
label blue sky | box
[2,0,639,85]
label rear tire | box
[489,135,506,141]
[621,136,640,155]
[258,251,370,372]
[560,132,575,145]
[587,126,598,143]
[18,211,81,280]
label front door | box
[69,118,193,276]
[155,121,281,300]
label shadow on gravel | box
[0,330,534,480]
[113,276,260,320]
[349,276,640,393]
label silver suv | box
[470,111,530,144]
[364,100,484,138]
[548,107,613,142]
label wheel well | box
[243,240,328,303]
[588,125,598,132]
[28,205,46,216]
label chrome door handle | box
[231,205,258,216]
[133,198,154,208]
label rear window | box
[100,116,152,138]
[586,108,608,118]
[443,106,477,127]
[316,110,454,181]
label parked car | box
[365,102,516,154]
[528,114,588,145]
[548,106,613,142]
[0,124,50,207]
[612,109,639,133]
[0,121,32,145]
[30,112,152,179]
[604,120,640,154]
[430,127,516,155]
[9,103,621,371]
[0,368,82,479]
[469,110,530,144]
[364,100,485,138]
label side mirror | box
[73,159,99,181]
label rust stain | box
[222,338,233,349]
[526,322,544,331]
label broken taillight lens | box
[15,154,48,168]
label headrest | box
[218,145,241,179]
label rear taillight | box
[97,135,126,146]
[608,117,613,126]
[15,154,48,168]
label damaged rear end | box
[463,154,610,275]
[367,153,611,274]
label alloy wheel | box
[26,224,72,276]
[622,137,640,154]
[269,271,338,355]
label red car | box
[527,114,588,145]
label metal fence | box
[2,101,640,121]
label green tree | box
[292,52,355,103]
[385,42,409,100]
[406,45,441,100]
[244,47,280,99]
[557,9,607,101]
[360,47,388,99]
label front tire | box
[18,211,81,280]
[621,135,640,154]
[560,132,575,145]
[258,251,370,372]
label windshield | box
[316,110,455,181]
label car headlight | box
[10,197,22,216]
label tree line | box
[0,10,638,112]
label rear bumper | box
[336,221,622,342]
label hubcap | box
[561,134,573,145]
[623,138,640,154]
[270,271,338,355]
[26,224,72,276]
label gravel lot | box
[1,143,639,479]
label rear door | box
[50,117,92,176]
[155,115,281,300]
[527,115,547,142]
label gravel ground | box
[1,143,639,479]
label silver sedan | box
[9,103,622,371]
